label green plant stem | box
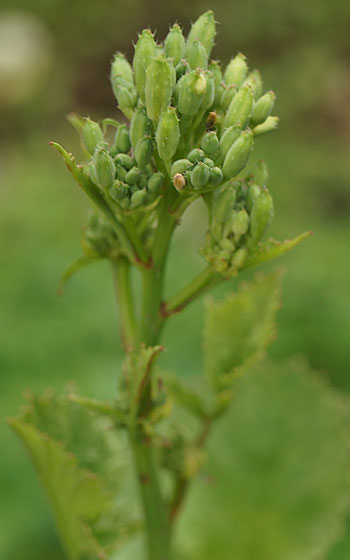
[113,259,137,351]
[129,427,171,560]
[162,266,222,317]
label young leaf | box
[243,232,312,270]
[9,393,136,560]
[203,271,281,394]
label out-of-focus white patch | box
[0,11,52,105]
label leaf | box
[9,392,137,560]
[178,359,350,560]
[244,231,312,269]
[163,371,208,420]
[58,255,103,295]
[203,271,281,395]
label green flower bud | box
[249,188,274,244]
[201,131,219,156]
[156,106,180,162]
[177,71,207,115]
[224,53,248,86]
[219,124,241,161]
[251,160,269,185]
[148,172,164,194]
[119,197,131,209]
[115,163,127,181]
[133,29,157,101]
[190,162,210,188]
[252,116,279,136]
[111,52,134,85]
[129,107,151,148]
[187,148,205,162]
[187,40,208,70]
[135,136,153,168]
[220,84,238,110]
[242,69,263,100]
[125,166,141,185]
[209,166,223,185]
[109,180,129,201]
[145,56,174,122]
[203,157,215,168]
[230,247,247,270]
[208,60,222,87]
[200,72,215,109]
[164,24,186,65]
[212,185,237,231]
[231,208,249,236]
[171,159,192,176]
[173,173,186,191]
[175,59,190,80]
[250,90,276,126]
[130,188,147,208]
[111,78,137,114]
[115,153,134,169]
[223,85,254,129]
[93,147,115,189]
[246,182,261,213]
[220,238,235,252]
[187,10,216,56]
[139,173,148,189]
[114,124,131,154]
[222,130,254,179]
[82,118,104,155]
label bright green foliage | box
[8,393,135,560]
[203,272,281,395]
[179,360,350,560]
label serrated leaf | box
[203,271,281,394]
[244,231,312,269]
[9,393,136,560]
[179,359,350,560]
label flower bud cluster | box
[200,161,274,275]
[81,213,121,258]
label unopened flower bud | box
[222,130,254,179]
[251,160,269,185]
[156,106,180,162]
[209,166,223,185]
[200,73,215,109]
[187,40,208,70]
[129,107,151,148]
[249,188,274,244]
[111,78,137,115]
[115,163,127,181]
[148,172,164,194]
[114,124,131,154]
[231,208,249,236]
[111,52,134,85]
[219,124,241,162]
[93,147,115,189]
[208,60,222,87]
[220,84,238,110]
[201,131,219,156]
[230,247,247,270]
[115,153,134,170]
[135,136,153,168]
[175,59,190,80]
[173,173,186,191]
[133,29,157,101]
[242,69,263,100]
[177,71,207,115]
[252,116,279,136]
[164,24,186,65]
[82,118,104,155]
[187,10,216,56]
[246,182,261,213]
[145,56,174,122]
[191,162,210,188]
[109,180,129,201]
[188,148,205,162]
[250,90,276,126]
[125,166,141,185]
[223,85,254,129]
[224,53,248,86]
[171,159,191,176]
[130,188,147,208]
[212,185,237,229]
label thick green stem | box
[113,259,137,351]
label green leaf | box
[163,371,208,420]
[203,271,281,395]
[9,392,136,560]
[244,231,312,269]
[178,359,350,560]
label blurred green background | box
[0,0,349,558]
